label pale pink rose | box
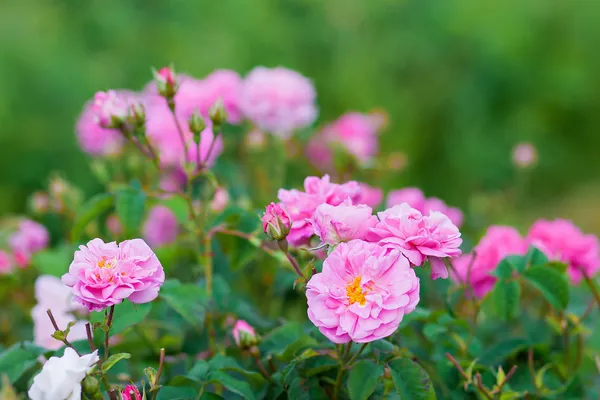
[277,175,361,246]
[513,142,537,168]
[527,219,600,284]
[142,206,179,247]
[307,112,379,168]
[356,183,383,208]
[121,385,142,400]
[387,187,463,227]
[0,251,14,274]
[240,66,317,138]
[306,240,419,343]
[368,204,462,279]
[452,226,527,298]
[310,200,378,246]
[61,238,165,311]
[232,320,258,347]
[262,203,292,241]
[9,220,49,268]
[90,90,131,129]
[210,187,229,212]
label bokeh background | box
[2,0,600,233]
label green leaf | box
[31,245,73,277]
[0,342,45,384]
[102,352,131,373]
[156,386,196,400]
[287,376,329,400]
[492,280,521,320]
[388,358,435,400]
[187,360,210,381]
[71,193,114,241]
[478,338,529,365]
[91,301,152,335]
[526,246,549,268]
[544,262,568,274]
[160,279,209,327]
[523,266,569,309]
[116,186,146,236]
[493,258,516,279]
[347,360,384,400]
[505,255,527,274]
[259,322,304,355]
[207,371,255,400]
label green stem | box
[333,343,348,399]
[345,343,368,367]
[583,271,600,311]
[167,100,190,165]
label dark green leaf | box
[505,255,527,274]
[207,371,255,400]
[187,360,210,381]
[91,301,152,335]
[493,258,516,279]
[259,322,304,355]
[102,352,131,373]
[71,193,114,241]
[492,280,521,320]
[116,186,146,236]
[0,342,45,384]
[479,338,529,365]
[523,266,569,309]
[526,246,549,268]
[287,376,329,400]
[347,360,384,400]
[156,386,196,400]
[160,280,209,327]
[388,358,435,400]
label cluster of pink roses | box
[0,219,49,274]
[452,219,600,298]
[263,175,463,343]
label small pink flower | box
[387,187,463,227]
[368,204,462,279]
[310,200,378,246]
[142,206,179,247]
[121,385,142,400]
[232,320,258,348]
[240,66,317,138]
[452,226,527,298]
[0,251,14,275]
[356,183,383,208]
[210,187,229,213]
[306,240,420,343]
[513,142,537,168]
[262,203,292,241]
[9,220,49,268]
[106,215,123,237]
[61,238,165,311]
[91,90,130,129]
[527,219,600,284]
[277,175,361,246]
[31,192,50,214]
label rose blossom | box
[232,320,258,348]
[90,90,131,129]
[9,219,49,268]
[240,66,317,137]
[513,142,537,168]
[277,175,361,246]
[62,238,165,311]
[310,200,378,246]
[122,385,142,400]
[28,348,99,400]
[142,206,179,247]
[262,203,292,241]
[452,226,527,298]
[368,203,462,279]
[356,183,383,208]
[527,219,600,284]
[306,240,419,343]
[0,251,14,274]
[386,187,463,227]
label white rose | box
[28,348,99,400]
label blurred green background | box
[2,0,600,232]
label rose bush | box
[0,65,599,400]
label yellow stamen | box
[346,276,367,306]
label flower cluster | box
[1,219,50,270]
[386,187,463,227]
[452,219,600,297]
[62,238,165,311]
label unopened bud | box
[209,98,227,127]
[261,202,292,241]
[82,375,100,395]
[129,102,146,129]
[188,111,207,143]
[121,384,142,400]
[232,320,259,349]
[154,66,178,99]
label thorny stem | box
[474,373,493,400]
[345,343,368,367]
[494,365,518,394]
[252,352,272,381]
[46,309,81,356]
[151,348,166,400]
[446,353,493,399]
[85,323,96,352]
[285,251,304,278]
[333,343,347,399]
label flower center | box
[97,257,116,269]
[346,276,367,306]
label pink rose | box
[368,203,462,279]
[90,90,131,129]
[262,203,292,241]
[527,219,600,284]
[210,187,229,213]
[240,67,317,138]
[0,251,14,275]
[277,175,361,246]
[142,206,179,247]
[121,385,142,400]
[232,320,258,348]
[386,187,463,227]
[62,238,165,311]
[356,183,383,209]
[452,226,527,298]
[9,219,49,268]
[306,240,420,343]
[310,200,378,246]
